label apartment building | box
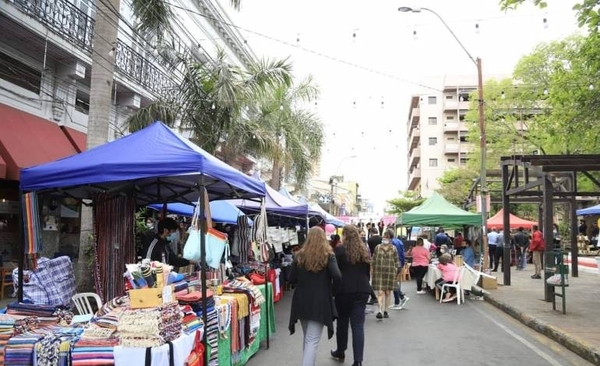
[407,77,477,197]
[0,0,254,258]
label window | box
[460,158,468,165]
[446,115,455,120]
[459,114,466,121]
[428,117,437,125]
[429,158,438,167]
[75,90,89,114]
[428,137,437,145]
[445,95,453,100]
[428,96,437,104]
[460,135,468,142]
[448,158,456,163]
[0,52,41,94]
[447,137,455,141]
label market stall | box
[16,122,270,366]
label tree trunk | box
[270,154,282,190]
[76,0,121,293]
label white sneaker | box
[389,304,403,310]
[400,297,410,308]
[417,290,427,295]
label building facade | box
[0,0,254,260]
[407,77,477,197]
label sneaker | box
[389,304,403,310]
[383,311,389,318]
[376,312,383,320]
[417,290,427,294]
[364,307,374,314]
[400,297,410,308]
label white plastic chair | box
[440,266,465,305]
[72,293,102,316]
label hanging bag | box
[183,189,228,268]
[184,331,205,366]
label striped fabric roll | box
[21,192,43,270]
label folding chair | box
[440,267,465,305]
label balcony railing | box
[115,41,177,97]
[8,0,94,52]
[8,0,177,98]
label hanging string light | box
[543,88,549,95]
[296,33,300,43]
[413,30,418,40]
[475,23,480,34]
[279,104,284,111]
[543,17,549,29]
[589,83,595,91]
[501,91,505,99]
[211,103,216,110]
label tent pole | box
[17,191,25,303]
[199,179,208,366]
[264,262,270,350]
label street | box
[248,281,592,366]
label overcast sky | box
[217,0,582,214]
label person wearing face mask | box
[143,218,192,267]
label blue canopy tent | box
[229,184,317,219]
[309,203,345,227]
[20,122,265,202]
[576,204,600,216]
[148,201,252,225]
[19,122,266,339]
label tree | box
[387,191,426,215]
[126,51,292,154]
[499,0,600,30]
[436,168,478,207]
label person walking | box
[513,227,530,271]
[530,225,545,279]
[371,230,400,319]
[487,227,499,270]
[493,229,505,272]
[411,237,431,294]
[289,227,342,366]
[389,230,410,310]
[330,225,371,366]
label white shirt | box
[423,238,431,251]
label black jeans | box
[335,293,368,364]
[493,246,504,271]
[488,245,497,269]
[412,265,428,291]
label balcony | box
[443,100,470,111]
[409,107,420,128]
[408,167,421,190]
[444,121,468,133]
[7,0,177,98]
[409,148,420,168]
[408,129,420,149]
[445,143,460,154]
[7,0,94,52]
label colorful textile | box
[12,256,77,306]
[71,338,117,365]
[118,302,182,348]
[5,333,44,365]
[21,192,42,270]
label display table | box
[113,331,198,366]
[215,283,275,366]
[423,264,479,299]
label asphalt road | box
[247,281,592,366]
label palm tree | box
[226,76,323,191]
[126,50,293,154]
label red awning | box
[0,103,80,180]
[486,209,537,229]
[60,126,87,153]
[0,154,6,179]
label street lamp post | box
[399,6,489,269]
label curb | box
[485,294,600,365]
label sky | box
[216,0,582,214]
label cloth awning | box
[60,126,87,153]
[486,209,537,229]
[576,204,600,216]
[0,154,6,179]
[0,103,80,180]
[399,192,482,227]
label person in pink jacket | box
[411,238,431,294]
[436,253,458,302]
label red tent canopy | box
[486,209,537,229]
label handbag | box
[183,189,228,268]
[185,331,205,366]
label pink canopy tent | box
[486,209,537,229]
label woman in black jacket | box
[289,226,342,366]
[330,225,372,366]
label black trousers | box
[412,265,428,291]
[493,246,505,271]
[488,245,497,269]
[335,293,369,363]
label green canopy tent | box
[397,192,482,227]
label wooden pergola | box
[498,155,600,300]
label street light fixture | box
[399,6,489,269]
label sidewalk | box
[485,264,600,365]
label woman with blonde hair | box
[289,226,342,366]
[330,225,371,366]
[371,230,400,319]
